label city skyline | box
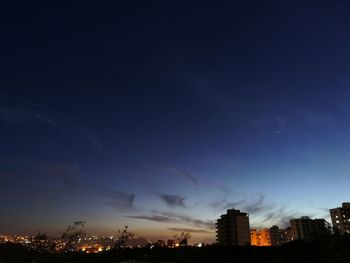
[2,1,350,244]
[0,201,347,246]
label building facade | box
[216,209,250,246]
[290,217,330,241]
[250,229,271,246]
[251,226,290,246]
[330,202,350,235]
[269,225,291,246]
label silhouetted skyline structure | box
[216,209,250,246]
[330,202,350,235]
[1,200,350,251]
[268,225,290,246]
[290,217,330,241]
[2,0,350,244]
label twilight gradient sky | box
[1,1,350,243]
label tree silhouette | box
[114,226,134,249]
[32,231,49,252]
[61,221,86,252]
[173,232,191,246]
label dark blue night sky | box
[1,1,350,243]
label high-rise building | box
[330,202,350,235]
[290,217,330,241]
[216,209,250,246]
[250,229,271,246]
[269,225,291,246]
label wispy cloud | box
[245,202,302,228]
[211,193,273,215]
[250,107,336,135]
[213,193,304,228]
[0,190,59,202]
[91,189,135,209]
[125,215,171,222]
[222,200,245,210]
[0,100,59,128]
[214,195,271,216]
[297,110,334,130]
[0,98,103,151]
[37,162,83,189]
[273,208,301,228]
[262,212,275,223]
[159,194,186,208]
[0,159,135,210]
[85,133,103,152]
[250,112,287,134]
[168,227,213,234]
[243,194,270,214]
[208,185,230,209]
[160,166,199,185]
[275,117,286,134]
[126,211,214,230]
[0,159,84,189]
[0,160,83,206]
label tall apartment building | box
[251,226,291,246]
[330,202,350,234]
[216,209,250,246]
[290,217,330,241]
[269,226,291,246]
[250,229,271,246]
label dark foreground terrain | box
[1,238,350,263]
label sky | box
[1,0,350,243]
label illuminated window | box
[336,215,339,218]
[336,220,340,223]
